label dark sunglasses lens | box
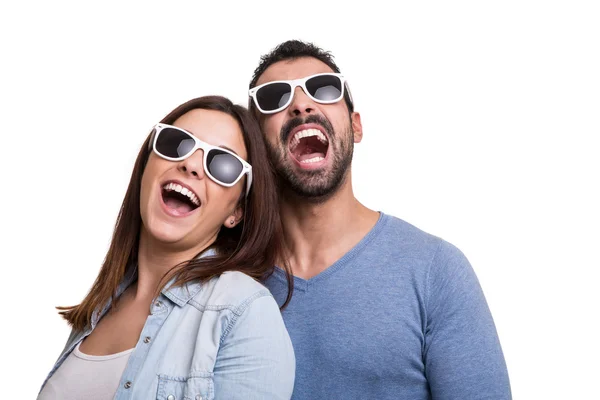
[256,82,292,111]
[155,128,195,158]
[207,150,244,184]
[307,75,342,101]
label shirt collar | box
[91,266,138,327]
[160,247,217,307]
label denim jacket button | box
[143,336,151,343]
[167,395,175,400]
[124,381,132,389]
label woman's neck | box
[134,229,214,300]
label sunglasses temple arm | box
[246,169,253,196]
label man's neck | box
[280,177,379,280]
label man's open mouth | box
[288,128,329,164]
[161,182,201,214]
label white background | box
[1,1,598,398]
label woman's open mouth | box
[160,181,201,216]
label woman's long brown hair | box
[58,96,293,331]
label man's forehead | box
[256,57,335,86]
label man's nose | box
[288,86,315,117]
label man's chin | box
[280,171,346,203]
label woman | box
[38,96,295,399]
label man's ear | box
[351,112,363,143]
[223,205,244,229]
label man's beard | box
[265,114,354,203]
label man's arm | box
[424,241,511,399]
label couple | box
[38,40,511,399]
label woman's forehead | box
[173,109,247,158]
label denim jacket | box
[39,266,295,399]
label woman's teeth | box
[163,182,200,206]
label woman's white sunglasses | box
[150,123,252,196]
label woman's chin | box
[141,221,193,247]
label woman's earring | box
[230,219,235,225]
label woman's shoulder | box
[192,271,274,315]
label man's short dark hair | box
[249,40,354,113]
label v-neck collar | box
[270,212,389,292]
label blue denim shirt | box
[39,266,295,399]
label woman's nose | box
[177,150,205,179]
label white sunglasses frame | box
[150,123,253,196]
[248,72,352,114]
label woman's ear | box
[223,204,244,229]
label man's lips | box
[286,124,330,169]
[287,123,329,148]
[291,154,328,169]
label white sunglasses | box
[150,123,252,196]
[248,72,352,114]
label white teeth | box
[189,193,199,206]
[290,129,328,151]
[300,156,325,164]
[162,183,200,206]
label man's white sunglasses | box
[249,72,352,114]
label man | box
[248,40,511,399]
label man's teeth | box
[163,182,200,206]
[290,129,328,151]
[301,156,325,164]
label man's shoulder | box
[363,213,472,286]
[371,213,468,267]
[379,212,437,238]
[373,213,444,256]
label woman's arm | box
[213,293,295,400]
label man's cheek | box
[268,125,281,144]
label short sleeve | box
[424,241,511,399]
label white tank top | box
[38,342,134,400]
